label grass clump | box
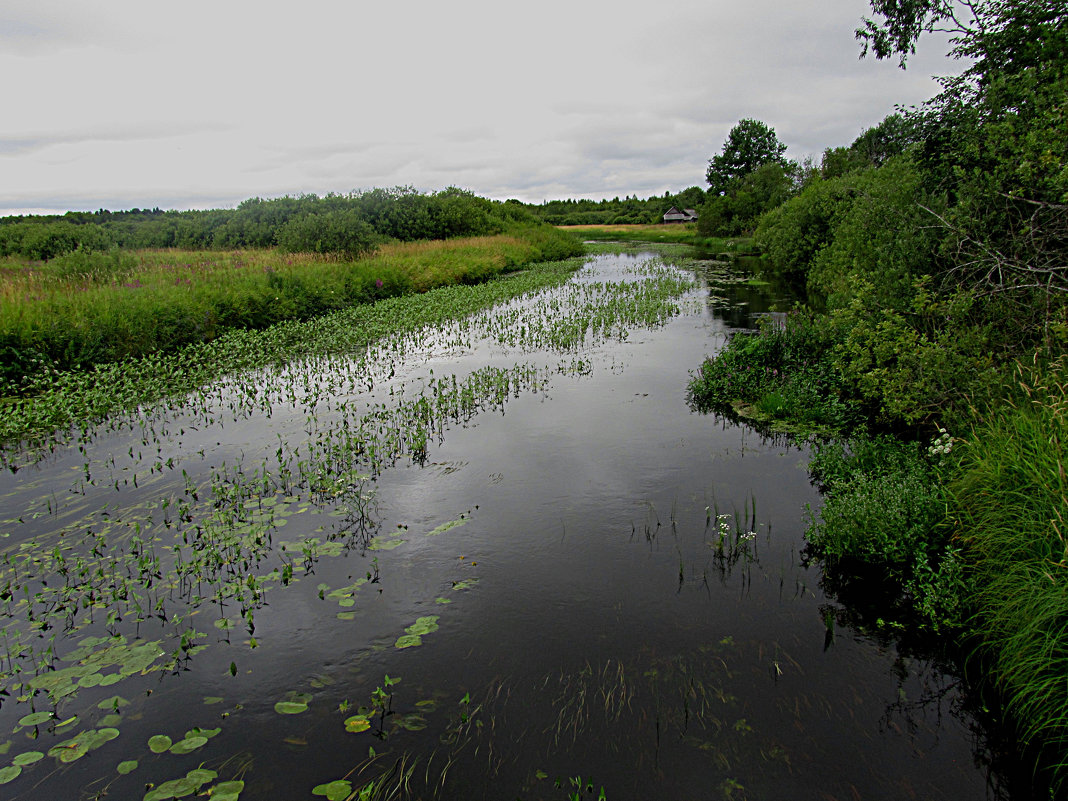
[949,355,1068,777]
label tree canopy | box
[705,119,789,196]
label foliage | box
[949,354,1068,778]
[687,311,859,431]
[698,161,796,237]
[277,209,380,257]
[0,188,531,260]
[705,119,789,197]
[806,433,967,630]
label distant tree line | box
[519,187,709,226]
[0,187,539,260]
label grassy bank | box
[0,225,582,391]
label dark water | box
[0,251,1011,800]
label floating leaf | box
[186,727,221,740]
[117,759,138,775]
[434,597,452,604]
[427,518,468,536]
[211,780,245,801]
[17,711,52,727]
[394,634,422,649]
[169,735,208,754]
[13,750,44,766]
[98,714,123,728]
[368,537,405,551]
[203,697,224,705]
[0,764,21,784]
[97,695,129,710]
[148,734,172,753]
[336,612,356,621]
[344,715,371,733]
[186,768,217,784]
[312,779,352,801]
[274,701,308,715]
[405,616,439,636]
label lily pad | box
[148,734,173,753]
[274,701,308,715]
[344,715,371,733]
[117,759,139,774]
[0,764,21,784]
[169,735,208,754]
[13,750,44,766]
[211,780,245,801]
[394,634,422,649]
[17,711,53,727]
[312,779,352,801]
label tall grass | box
[950,354,1068,782]
[0,227,582,389]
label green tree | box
[705,119,789,196]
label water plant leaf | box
[312,779,352,800]
[405,616,439,636]
[186,727,221,739]
[13,750,44,766]
[0,765,21,784]
[274,701,308,715]
[428,518,468,536]
[344,715,371,733]
[97,695,129,710]
[394,634,422,649]
[211,780,245,801]
[17,711,53,727]
[203,697,224,705]
[337,612,356,621]
[169,735,208,754]
[148,734,172,753]
[117,759,138,775]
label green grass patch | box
[950,355,1068,781]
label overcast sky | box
[1,0,960,216]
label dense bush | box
[277,210,380,257]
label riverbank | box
[0,224,582,393]
[687,302,1068,792]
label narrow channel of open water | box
[0,251,1014,800]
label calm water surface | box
[0,251,1011,800]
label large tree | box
[705,119,789,197]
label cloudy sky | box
[1,0,959,216]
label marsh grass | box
[0,228,582,389]
[950,354,1068,782]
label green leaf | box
[148,734,173,754]
[344,715,371,733]
[117,759,138,775]
[394,634,422,649]
[168,735,208,754]
[17,711,53,727]
[12,750,44,766]
[312,779,352,801]
[274,701,308,715]
[0,764,22,784]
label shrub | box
[277,210,380,258]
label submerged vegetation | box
[688,0,1068,788]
